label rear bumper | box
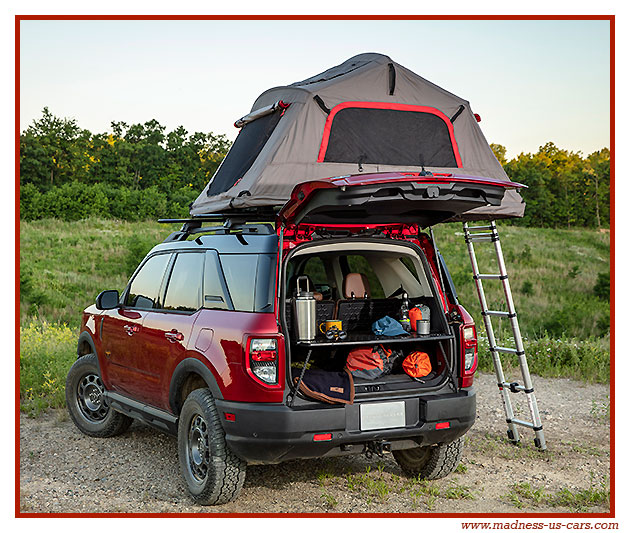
[215,387,476,464]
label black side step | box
[104,391,178,435]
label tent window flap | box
[207,110,284,197]
[317,102,462,168]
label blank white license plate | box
[360,401,406,431]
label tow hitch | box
[364,440,392,459]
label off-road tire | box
[393,438,463,480]
[178,388,246,505]
[65,353,133,438]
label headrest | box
[343,273,371,299]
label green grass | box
[20,218,181,328]
[20,320,77,415]
[19,218,610,412]
[506,479,609,511]
[434,223,610,383]
[434,223,610,341]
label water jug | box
[293,276,316,341]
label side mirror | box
[96,290,120,310]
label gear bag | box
[292,368,354,404]
[346,344,403,380]
[402,351,432,379]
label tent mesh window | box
[321,107,460,168]
[207,110,284,196]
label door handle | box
[165,330,184,343]
[124,324,139,336]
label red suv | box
[65,172,519,505]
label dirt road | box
[19,372,610,514]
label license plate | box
[360,401,406,431]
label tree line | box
[20,108,610,227]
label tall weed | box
[20,320,77,415]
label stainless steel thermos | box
[293,276,317,341]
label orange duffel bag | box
[402,351,432,379]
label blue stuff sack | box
[372,316,410,337]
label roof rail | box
[159,210,278,243]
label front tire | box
[65,353,133,437]
[178,388,246,505]
[393,438,463,480]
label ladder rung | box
[467,236,494,243]
[485,310,512,318]
[466,225,495,231]
[475,274,504,280]
[493,346,519,354]
[509,419,535,429]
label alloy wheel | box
[187,414,210,483]
[76,373,109,423]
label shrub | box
[20,182,174,222]
[593,272,610,300]
[520,280,534,295]
[124,234,157,276]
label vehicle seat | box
[342,273,371,299]
[335,273,372,331]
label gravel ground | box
[19,372,611,514]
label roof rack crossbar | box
[162,220,275,243]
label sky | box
[20,19,611,160]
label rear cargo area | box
[282,239,457,401]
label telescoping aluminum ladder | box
[463,221,546,450]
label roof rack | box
[159,209,279,242]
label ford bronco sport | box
[66,172,520,505]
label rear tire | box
[178,388,246,505]
[393,438,463,480]
[65,353,133,438]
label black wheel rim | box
[187,414,210,483]
[76,373,109,423]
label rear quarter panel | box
[177,309,284,404]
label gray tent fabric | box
[191,53,524,220]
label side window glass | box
[163,252,204,312]
[203,251,231,310]
[301,256,333,299]
[219,254,258,312]
[303,256,328,285]
[400,256,420,281]
[126,253,171,309]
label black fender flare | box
[77,331,97,357]
[169,358,224,414]
[76,331,103,376]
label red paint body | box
[90,308,284,412]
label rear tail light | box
[463,325,477,371]
[461,324,478,387]
[248,338,278,385]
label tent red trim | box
[316,101,463,167]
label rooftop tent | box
[190,53,525,220]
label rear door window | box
[125,253,171,309]
[220,254,276,312]
[163,252,205,312]
[203,250,231,310]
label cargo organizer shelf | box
[294,332,454,348]
[182,52,546,450]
